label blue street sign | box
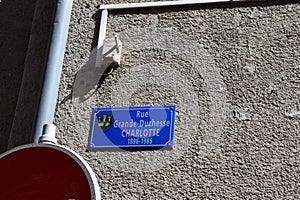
[88,105,176,150]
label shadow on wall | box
[2,0,57,152]
[71,49,100,102]
[71,48,118,103]
[0,0,37,153]
[65,10,118,104]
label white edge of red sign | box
[0,143,101,200]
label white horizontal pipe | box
[97,0,262,69]
[100,0,232,10]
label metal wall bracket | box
[96,0,264,72]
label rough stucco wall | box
[56,1,299,199]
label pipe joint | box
[38,124,57,144]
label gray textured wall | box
[0,0,57,152]
[0,0,37,152]
[3,0,298,199]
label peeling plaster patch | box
[242,64,256,76]
[248,7,261,19]
[147,15,159,27]
[235,108,251,121]
[285,108,300,119]
[232,13,242,26]
[292,60,300,69]
[265,83,279,95]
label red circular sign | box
[0,144,100,200]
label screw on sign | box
[0,144,100,200]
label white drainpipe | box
[33,0,73,143]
